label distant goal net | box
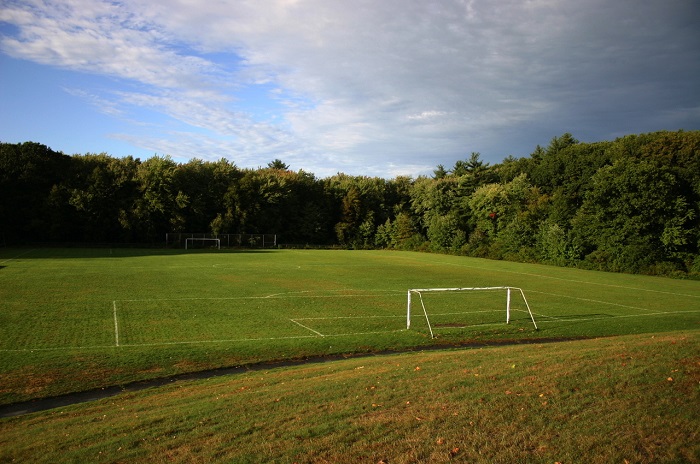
[185,237,220,250]
[407,287,538,338]
[166,233,277,249]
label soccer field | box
[1,248,699,402]
[1,247,699,349]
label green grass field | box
[1,248,699,405]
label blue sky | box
[1,0,699,178]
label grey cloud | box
[2,0,698,177]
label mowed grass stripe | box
[0,301,115,350]
[115,298,314,345]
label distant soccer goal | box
[407,286,538,338]
[166,233,277,249]
[185,237,220,250]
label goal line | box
[407,286,538,338]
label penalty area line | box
[534,309,700,324]
[290,319,325,337]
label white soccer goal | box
[167,233,277,248]
[407,286,538,338]
[185,237,221,250]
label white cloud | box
[407,111,449,121]
[1,0,698,176]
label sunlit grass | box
[0,248,699,404]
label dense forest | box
[2,130,699,277]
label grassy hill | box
[1,330,698,463]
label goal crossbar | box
[407,286,538,338]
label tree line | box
[1,130,699,277]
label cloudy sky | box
[1,0,699,178]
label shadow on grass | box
[0,247,279,260]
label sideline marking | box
[113,301,120,347]
[401,255,700,299]
[0,249,37,265]
[117,290,405,303]
[527,290,659,313]
[533,310,700,324]
[0,329,402,352]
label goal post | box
[407,286,538,338]
[166,233,277,248]
[185,237,220,250]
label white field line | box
[428,309,526,329]
[113,301,120,347]
[118,330,408,348]
[4,306,699,353]
[116,334,320,347]
[429,310,503,317]
[533,309,700,324]
[117,292,404,303]
[419,257,700,299]
[0,249,37,265]
[322,329,406,337]
[0,344,118,352]
[428,308,700,329]
[290,319,325,337]
[104,291,404,349]
[527,289,661,313]
[294,315,405,320]
[432,322,509,330]
[0,330,409,352]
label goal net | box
[185,237,220,250]
[166,233,277,249]
[407,287,538,338]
